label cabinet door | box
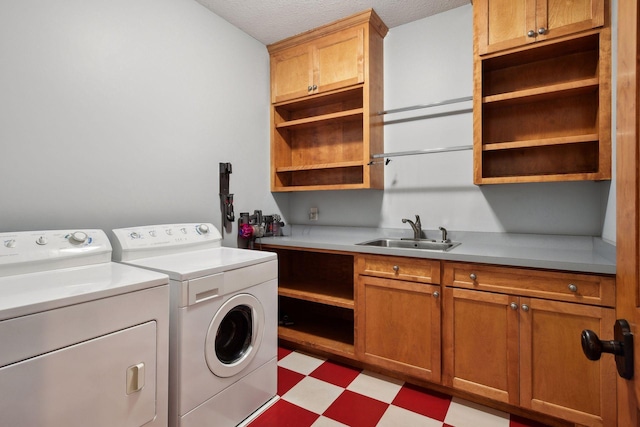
[443,288,519,405]
[356,276,441,382]
[519,298,616,426]
[536,0,605,43]
[476,0,605,55]
[476,0,535,55]
[313,26,364,95]
[270,44,313,103]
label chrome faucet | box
[402,215,423,240]
[439,226,450,243]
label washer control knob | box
[149,230,157,237]
[4,239,16,248]
[36,236,48,245]
[69,231,88,244]
[197,224,210,234]
[130,232,141,239]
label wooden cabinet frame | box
[476,0,605,56]
[262,244,616,425]
[442,262,616,426]
[268,10,387,192]
[473,1,611,184]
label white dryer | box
[111,223,278,427]
[0,229,170,427]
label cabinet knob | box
[312,84,318,90]
[538,27,547,35]
[527,30,536,37]
[393,265,399,272]
[568,283,578,293]
[510,302,518,310]
[469,273,477,281]
[433,291,440,298]
[521,304,530,312]
[308,86,313,92]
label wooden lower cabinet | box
[355,254,441,381]
[356,275,441,382]
[443,267,617,427]
[263,245,616,426]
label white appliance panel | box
[175,278,277,416]
[126,247,277,282]
[0,321,157,427]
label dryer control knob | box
[36,236,48,245]
[130,232,141,239]
[69,231,88,244]
[197,224,210,234]
[4,239,16,248]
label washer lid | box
[0,262,168,321]
[120,247,276,281]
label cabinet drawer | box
[442,262,614,307]
[356,254,440,284]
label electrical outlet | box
[309,207,318,221]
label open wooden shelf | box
[482,78,599,106]
[275,160,364,173]
[482,134,599,151]
[275,108,364,130]
[261,246,356,355]
[279,296,355,356]
[474,31,611,184]
[279,279,354,309]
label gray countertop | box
[255,225,616,275]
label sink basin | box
[356,238,461,252]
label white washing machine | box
[0,229,170,427]
[111,223,278,427]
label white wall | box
[0,0,277,246]
[0,1,616,244]
[288,5,616,239]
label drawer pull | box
[521,304,530,312]
[433,291,440,298]
[469,273,477,281]
[510,302,518,310]
[568,284,578,293]
[393,265,399,272]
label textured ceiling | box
[194,0,470,45]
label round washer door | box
[204,293,265,378]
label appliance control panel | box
[111,223,222,261]
[0,229,112,276]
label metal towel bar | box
[377,96,472,116]
[368,145,473,165]
[370,96,474,165]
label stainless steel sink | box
[356,238,461,252]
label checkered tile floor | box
[248,347,552,427]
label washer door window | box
[205,293,265,377]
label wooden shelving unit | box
[268,10,386,192]
[474,29,611,184]
[261,245,356,357]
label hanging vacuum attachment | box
[219,162,234,235]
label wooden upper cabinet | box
[474,0,611,184]
[268,10,387,192]
[270,45,313,104]
[476,0,605,55]
[313,28,364,96]
[270,27,364,104]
